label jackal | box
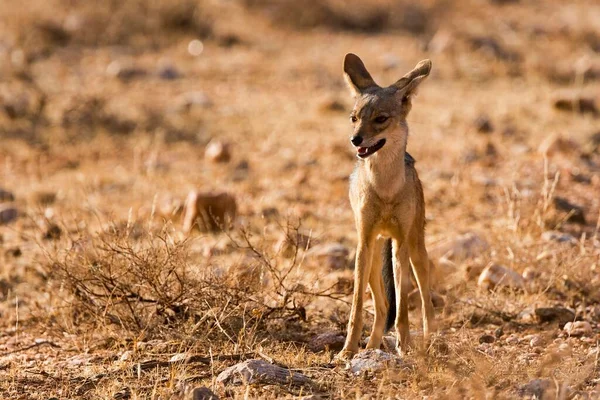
[337,53,434,360]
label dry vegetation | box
[1,0,600,398]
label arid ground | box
[1,0,599,398]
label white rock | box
[306,243,350,270]
[349,349,405,375]
[478,263,525,290]
[541,230,577,244]
[205,140,231,163]
[564,321,593,337]
[216,359,312,387]
[429,232,489,262]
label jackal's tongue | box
[357,147,368,155]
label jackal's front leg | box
[337,232,375,361]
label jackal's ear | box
[343,53,378,96]
[392,59,432,99]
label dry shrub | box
[44,221,345,348]
[243,0,432,34]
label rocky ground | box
[1,0,599,398]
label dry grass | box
[1,0,599,399]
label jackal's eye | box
[350,115,358,123]
[374,115,389,124]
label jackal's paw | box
[333,348,356,364]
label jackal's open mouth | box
[357,138,386,159]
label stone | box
[191,387,219,400]
[541,230,577,244]
[429,232,489,262]
[308,331,345,353]
[563,321,593,337]
[553,96,598,115]
[535,307,575,327]
[407,289,445,310]
[349,349,406,375]
[505,334,519,345]
[216,359,312,388]
[106,61,147,81]
[175,91,213,111]
[0,188,14,202]
[182,191,237,233]
[305,243,350,270]
[552,197,586,224]
[205,140,231,163]
[0,206,18,225]
[275,231,312,258]
[477,264,525,291]
[479,334,496,344]
[517,379,553,399]
[43,223,62,240]
[521,267,539,281]
[157,64,182,80]
[474,114,494,133]
[538,134,580,156]
[529,335,544,348]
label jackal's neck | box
[362,122,408,201]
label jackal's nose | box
[350,135,363,146]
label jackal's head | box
[343,53,431,159]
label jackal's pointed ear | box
[343,53,378,96]
[392,59,432,99]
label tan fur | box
[337,54,435,360]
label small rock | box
[535,307,575,327]
[33,191,56,206]
[232,160,250,181]
[43,223,62,240]
[191,387,219,400]
[5,247,21,258]
[529,335,544,348]
[182,191,237,233]
[0,189,14,202]
[429,232,489,262]
[260,207,279,220]
[541,230,577,244]
[205,140,231,163]
[106,61,147,81]
[494,327,504,338]
[521,267,539,281]
[479,334,496,344]
[564,321,593,337]
[119,351,133,362]
[216,359,312,387]
[308,331,345,353]
[349,349,406,375]
[505,334,519,345]
[305,243,350,270]
[552,197,586,224]
[175,91,212,111]
[518,379,553,399]
[474,114,494,133]
[275,231,312,258]
[158,64,181,80]
[0,206,18,225]
[477,263,525,291]
[538,134,580,156]
[553,96,598,115]
[407,289,445,310]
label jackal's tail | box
[382,239,396,332]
